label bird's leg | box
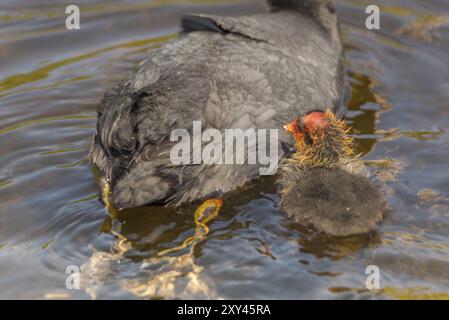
[177,198,224,252]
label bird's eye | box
[304,133,314,145]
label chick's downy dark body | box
[279,111,387,236]
[89,0,344,208]
[281,167,386,236]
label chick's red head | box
[284,110,329,144]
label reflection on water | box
[397,14,449,43]
[1,0,449,299]
[345,70,390,155]
[82,187,224,299]
[0,35,174,95]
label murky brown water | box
[1,0,449,299]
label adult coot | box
[89,0,344,208]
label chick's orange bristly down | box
[283,116,304,148]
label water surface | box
[1,0,449,299]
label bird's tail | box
[267,0,339,42]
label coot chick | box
[279,110,386,236]
[89,0,344,208]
